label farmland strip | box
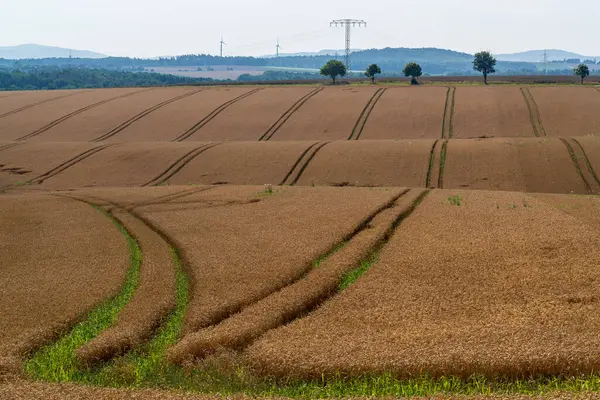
[425,140,440,188]
[572,138,600,188]
[167,189,429,363]
[29,144,116,185]
[437,140,449,189]
[349,88,386,140]
[143,143,221,187]
[520,87,540,137]
[24,199,142,382]
[16,89,152,141]
[259,88,324,141]
[69,197,177,366]
[560,138,595,194]
[0,91,82,120]
[173,88,263,142]
[288,141,330,186]
[92,89,202,142]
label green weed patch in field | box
[448,195,462,206]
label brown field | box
[442,138,589,194]
[269,87,379,141]
[529,87,600,137]
[30,142,203,189]
[163,141,317,186]
[25,87,196,142]
[246,189,600,378]
[100,185,398,334]
[0,142,97,188]
[294,139,434,188]
[182,87,315,141]
[0,88,144,141]
[109,87,257,142]
[0,194,128,363]
[0,90,82,117]
[452,87,534,138]
[359,87,447,139]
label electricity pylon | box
[330,19,366,71]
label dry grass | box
[0,194,129,368]
[246,189,600,379]
[359,87,447,139]
[452,87,534,138]
[75,205,176,366]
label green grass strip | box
[85,247,189,387]
[448,87,456,138]
[339,251,379,291]
[438,140,448,189]
[24,205,142,382]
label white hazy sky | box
[2,0,599,58]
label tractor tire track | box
[30,144,117,185]
[16,88,153,141]
[560,138,596,194]
[167,189,431,364]
[278,142,320,186]
[173,88,263,142]
[92,89,203,142]
[0,142,24,153]
[126,186,217,210]
[0,91,83,120]
[143,143,221,187]
[281,141,330,186]
[521,88,546,137]
[572,138,600,190]
[259,88,324,141]
[437,140,449,189]
[349,88,386,140]
[425,140,440,188]
[441,86,456,139]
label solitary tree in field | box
[473,51,497,84]
[574,64,590,84]
[320,60,347,84]
[365,64,381,84]
[403,62,423,85]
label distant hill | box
[263,49,362,58]
[0,44,107,59]
[495,49,598,62]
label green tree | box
[365,64,381,83]
[472,51,497,84]
[320,60,347,84]
[573,63,590,84]
[403,62,422,85]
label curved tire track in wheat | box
[0,91,83,120]
[350,88,387,140]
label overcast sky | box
[2,0,599,57]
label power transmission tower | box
[330,19,366,71]
[220,35,227,58]
[543,49,548,75]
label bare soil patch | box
[270,87,379,141]
[113,88,257,142]
[452,87,533,138]
[0,194,129,366]
[360,87,447,139]
[246,189,600,378]
[443,138,588,194]
[27,88,196,142]
[529,87,600,137]
[186,88,315,141]
[0,88,142,141]
[294,140,434,188]
[165,141,316,186]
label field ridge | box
[349,88,387,140]
[259,88,323,141]
[173,88,263,142]
[15,89,153,141]
[92,89,202,142]
[143,143,221,187]
[0,91,83,120]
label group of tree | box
[0,66,212,91]
[319,60,424,84]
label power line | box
[330,19,366,71]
